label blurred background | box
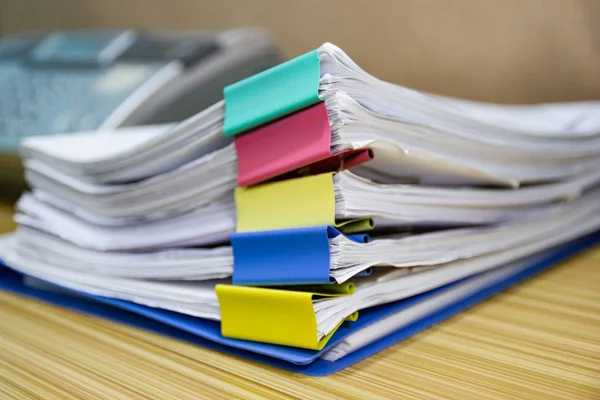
[0,0,599,203]
[1,0,599,103]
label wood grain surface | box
[0,200,599,399]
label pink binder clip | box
[235,102,373,187]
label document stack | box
[2,43,600,375]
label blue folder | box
[1,231,598,376]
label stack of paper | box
[1,42,600,375]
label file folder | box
[1,230,597,375]
[3,40,600,376]
[224,44,600,189]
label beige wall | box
[1,0,599,103]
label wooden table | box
[0,197,598,399]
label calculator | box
[0,28,281,187]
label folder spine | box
[223,49,321,137]
[216,283,357,349]
[231,226,370,286]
